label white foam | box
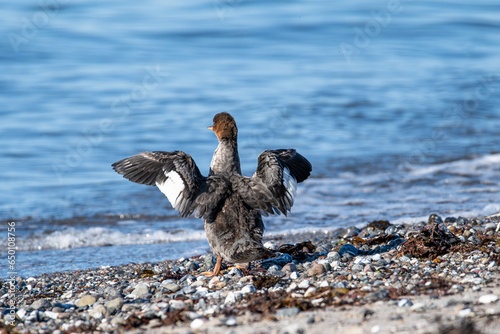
[408,153,500,178]
[17,227,206,252]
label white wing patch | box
[156,170,185,209]
[283,167,297,207]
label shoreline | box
[1,214,500,333]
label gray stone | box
[365,289,390,302]
[364,264,374,273]
[103,286,121,298]
[241,284,256,294]
[276,307,300,318]
[267,270,286,278]
[228,267,243,277]
[110,316,126,325]
[267,265,281,273]
[282,263,297,272]
[104,297,124,313]
[484,222,497,230]
[342,253,354,262]
[224,291,237,304]
[398,298,413,307]
[31,298,51,310]
[308,263,326,276]
[182,286,196,294]
[131,283,149,298]
[186,261,199,271]
[351,264,364,272]
[202,254,215,270]
[327,251,341,261]
[164,283,180,292]
[75,295,96,307]
[468,235,481,245]
[89,305,108,319]
[169,300,187,310]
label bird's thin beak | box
[207,126,213,130]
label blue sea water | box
[1,0,500,277]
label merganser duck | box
[112,112,312,276]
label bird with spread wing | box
[112,112,312,276]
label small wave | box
[408,153,500,179]
[15,227,206,252]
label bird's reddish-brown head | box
[207,112,238,141]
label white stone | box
[45,311,59,320]
[190,318,205,330]
[61,323,72,331]
[304,287,317,297]
[286,283,297,293]
[479,294,498,304]
[298,279,310,289]
[225,316,238,326]
[354,256,371,265]
[330,261,341,269]
[241,284,256,294]
[17,308,27,319]
[191,281,204,287]
[398,298,413,307]
[60,291,73,299]
[459,308,473,317]
[264,241,276,250]
[224,291,237,304]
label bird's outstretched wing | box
[112,151,221,218]
[238,149,312,216]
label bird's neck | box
[209,138,241,176]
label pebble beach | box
[2,213,500,334]
[4,1,500,333]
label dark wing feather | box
[112,151,205,217]
[194,175,231,221]
[248,149,312,215]
[232,175,279,216]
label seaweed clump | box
[398,213,498,260]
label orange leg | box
[200,256,222,277]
